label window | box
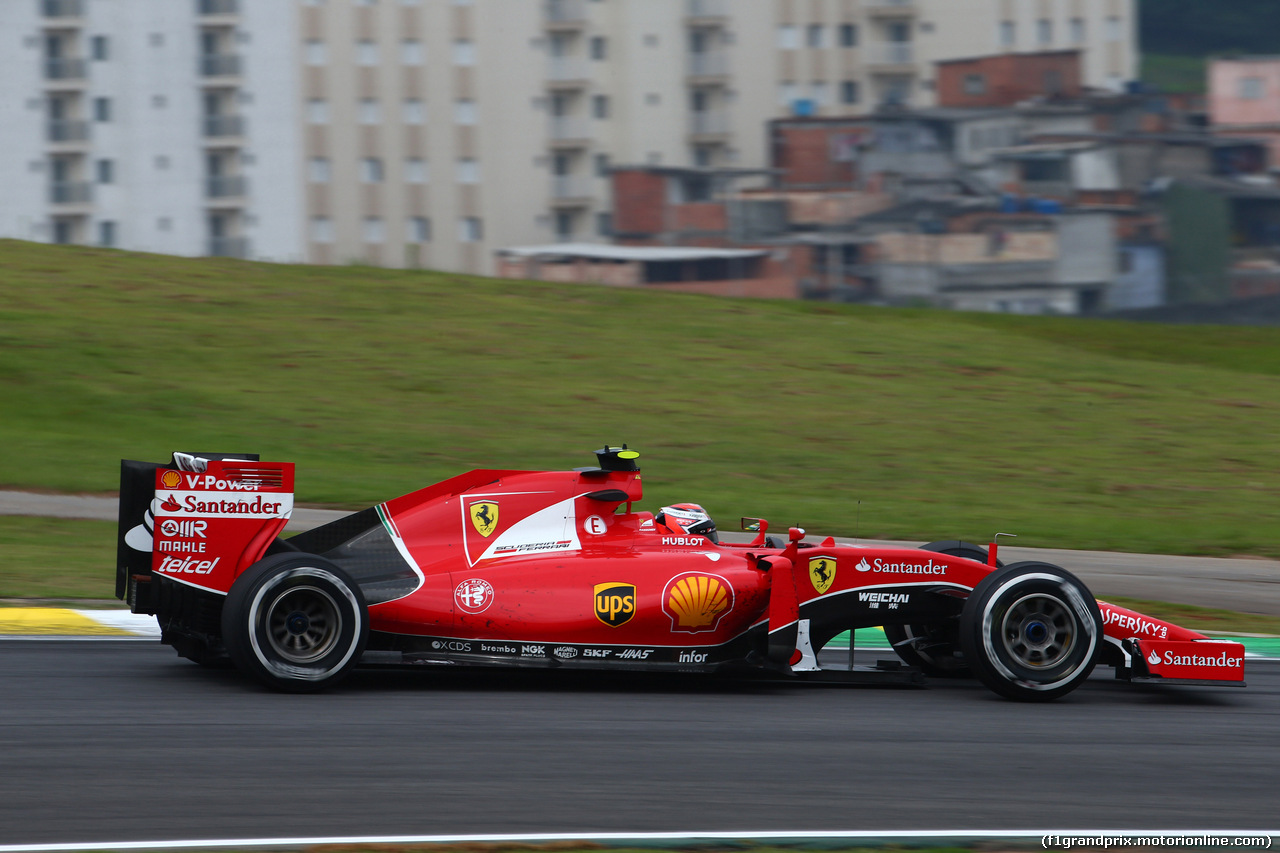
[401,39,423,65]
[93,97,111,122]
[806,24,824,48]
[361,157,384,183]
[554,211,576,239]
[453,39,475,65]
[404,98,426,124]
[596,212,612,236]
[359,98,380,124]
[308,98,329,124]
[840,80,859,105]
[1070,17,1085,43]
[594,153,610,176]
[407,216,430,243]
[98,221,116,247]
[96,159,113,184]
[1240,77,1265,99]
[963,74,986,95]
[590,36,606,60]
[1044,69,1064,94]
[1106,16,1121,41]
[457,158,479,183]
[309,157,330,183]
[91,35,108,61]
[308,216,332,242]
[645,93,660,105]
[776,24,799,50]
[592,94,609,119]
[810,81,829,105]
[357,40,377,66]
[406,157,428,183]
[1037,18,1052,46]
[839,23,857,47]
[363,216,384,244]
[459,216,483,242]
[999,20,1015,48]
[453,99,475,125]
[306,39,326,65]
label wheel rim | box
[999,593,1076,669]
[265,585,341,664]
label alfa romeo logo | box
[455,578,494,614]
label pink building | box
[1209,57,1280,167]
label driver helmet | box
[655,503,719,544]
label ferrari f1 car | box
[115,447,1247,700]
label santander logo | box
[855,558,872,572]
[1147,650,1161,666]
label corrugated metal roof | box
[496,243,770,262]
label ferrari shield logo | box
[809,556,836,594]
[469,501,499,538]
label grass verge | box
[3,241,1280,559]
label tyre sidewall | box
[960,562,1102,701]
[223,554,368,692]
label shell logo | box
[662,572,734,633]
[160,470,182,489]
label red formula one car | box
[115,447,1247,700]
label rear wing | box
[116,453,294,612]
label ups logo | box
[594,582,636,627]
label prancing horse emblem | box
[470,501,499,537]
[809,556,836,594]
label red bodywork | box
[124,452,1246,688]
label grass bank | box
[3,241,1280,560]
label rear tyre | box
[222,553,368,693]
[884,541,998,677]
[959,561,1102,702]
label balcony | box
[870,42,914,67]
[44,57,86,81]
[687,51,729,79]
[866,0,918,15]
[200,53,242,78]
[203,114,245,139]
[41,0,84,18]
[208,236,249,258]
[197,0,238,14]
[206,175,247,199]
[549,115,590,144]
[551,174,593,204]
[545,0,586,28]
[547,56,589,86]
[689,110,730,137]
[47,119,89,143]
[686,0,728,21]
[49,181,91,205]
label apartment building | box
[1,0,1135,275]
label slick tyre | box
[959,562,1102,702]
[884,541,999,678]
[222,554,368,693]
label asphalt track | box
[1,640,1276,845]
[4,490,1279,614]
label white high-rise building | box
[0,0,1136,274]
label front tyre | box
[222,554,369,693]
[959,562,1101,702]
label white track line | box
[2,829,1278,853]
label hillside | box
[3,240,1280,556]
